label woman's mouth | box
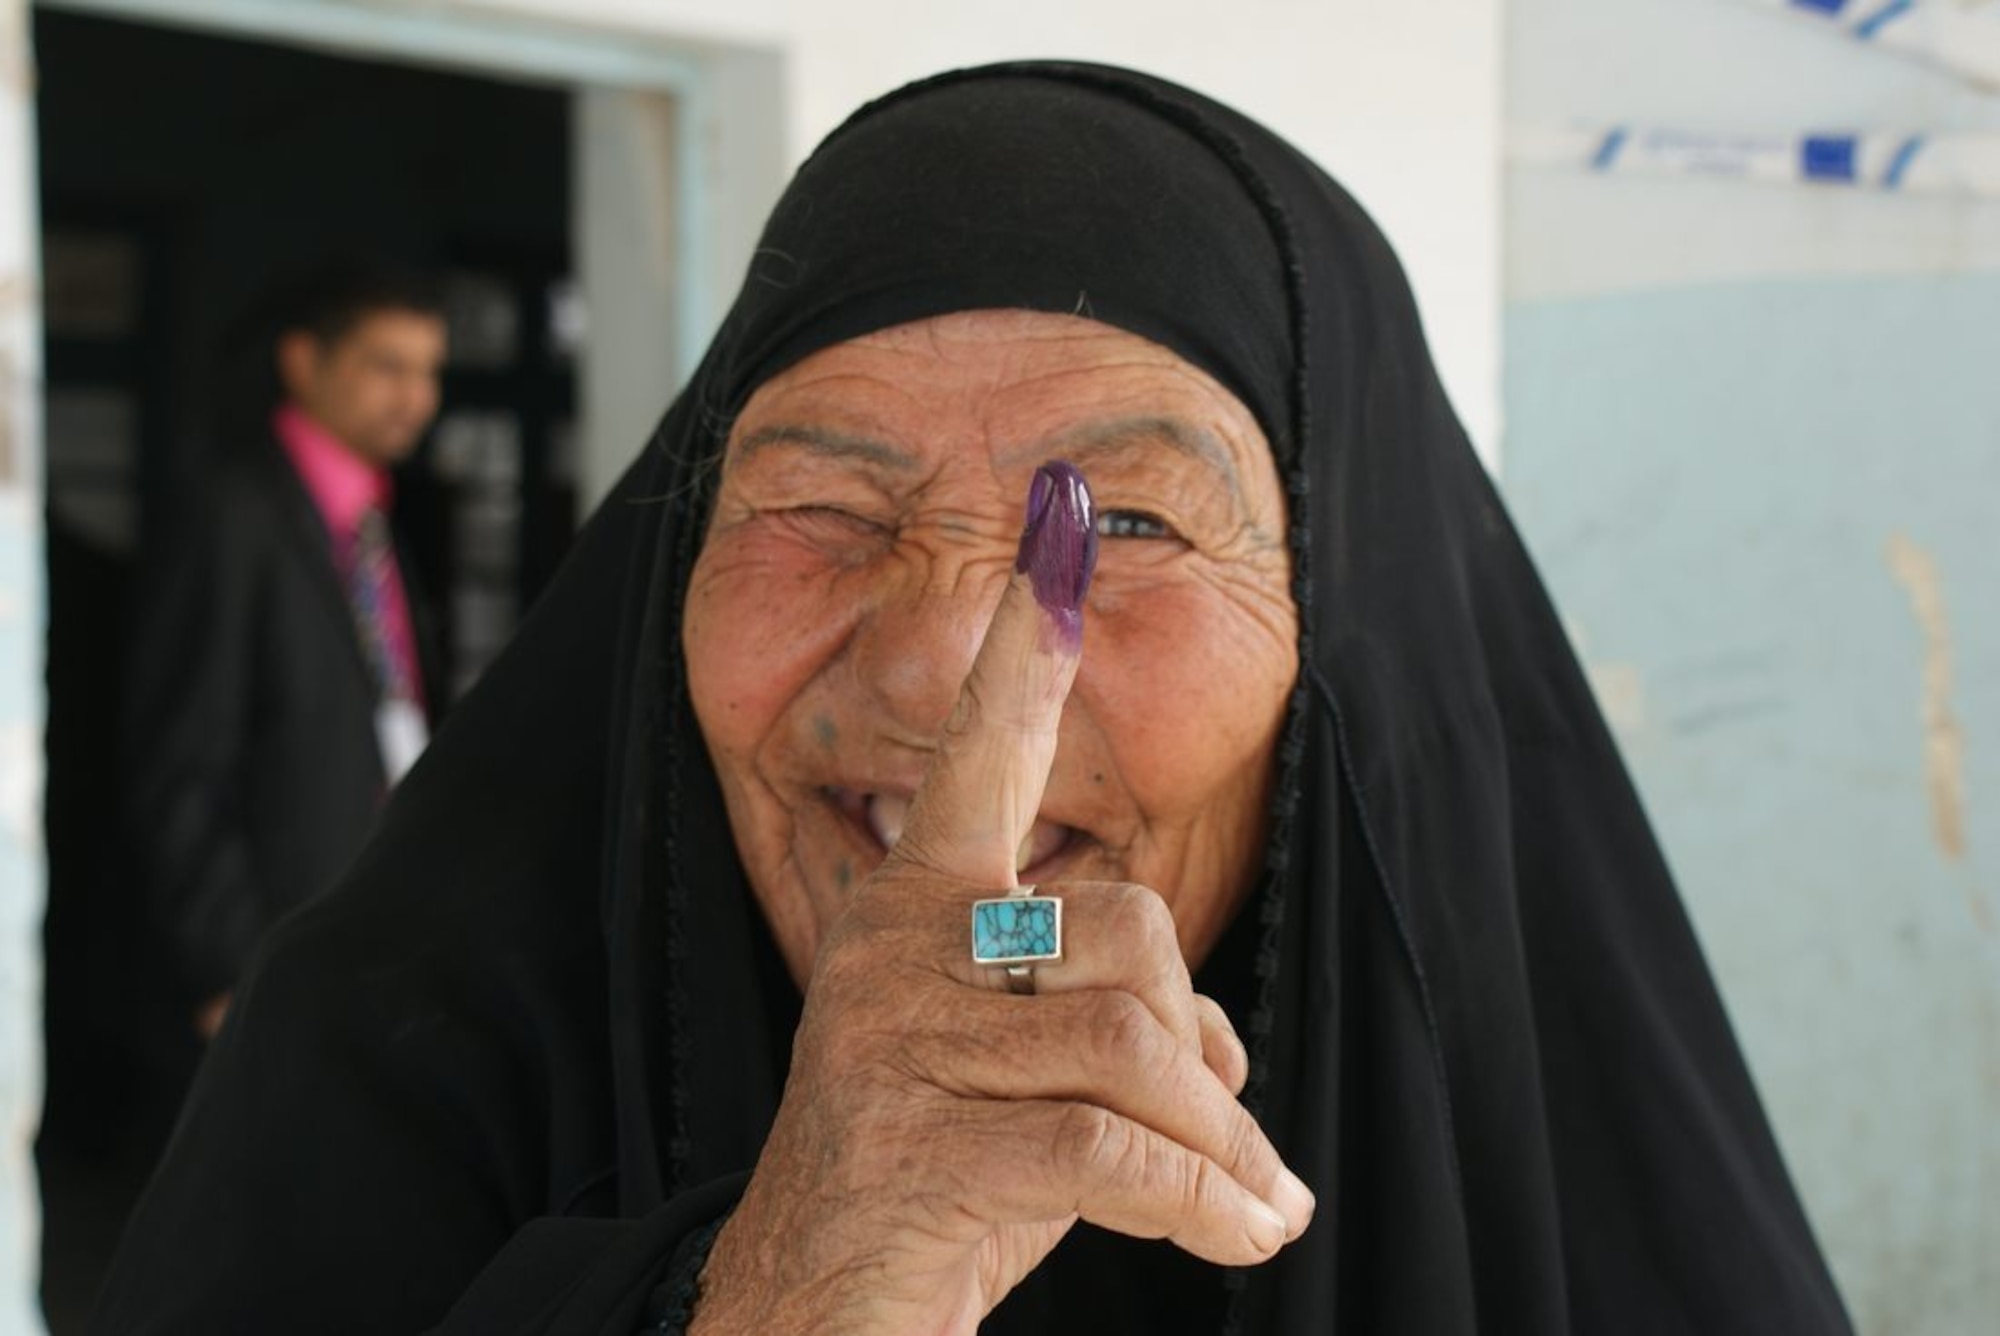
[829,788,1079,879]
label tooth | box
[865,793,909,851]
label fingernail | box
[1225,1028,1251,1088]
[1015,460,1099,643]
[1268,1167,1316,1239]
[1246,1198,1289,1255]
[1024,465,1056,535]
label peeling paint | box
[0,8,27,101]
[1886,534,1968,864]
[0,347,16,486]
[1587,661,1648,735]
[1564,619,1649,736]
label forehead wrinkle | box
[731,423,921,473]
[1019,416,1246,506]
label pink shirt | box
[273,403,426,714]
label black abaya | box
[96,62,1853,1334]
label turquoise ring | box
[970,887,1062,995]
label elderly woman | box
[97,63,1851,1334]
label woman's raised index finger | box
[886,461,1098,889]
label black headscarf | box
[97,62,1852,1335]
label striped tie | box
[343,507,418,705]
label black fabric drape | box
[96,62,1852,1334]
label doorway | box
[33,8,579,1327]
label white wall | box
[1509,0,2000,301]
[0,4,44,1331]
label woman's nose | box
[849,555,1012,740]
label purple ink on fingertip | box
[1015,460,1098,643]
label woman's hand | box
[692,485,1313,1333]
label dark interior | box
[34,9,578,1326]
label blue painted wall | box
[1506,274,1997,1332]
[1507,1,2000,1326]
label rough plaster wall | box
[1507,1,2000,1330]
[0,3,42,1331]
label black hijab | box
[97,62,1852,1335]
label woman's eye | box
[784,504,884,533]
[1095,509,1177,540]
[770,505,894,554]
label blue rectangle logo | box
[1802,135,1858,182]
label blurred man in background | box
[125,260,447,1038]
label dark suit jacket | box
[125,435,442,999]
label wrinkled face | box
[278,308,447,466]
[684,311,1299,985]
